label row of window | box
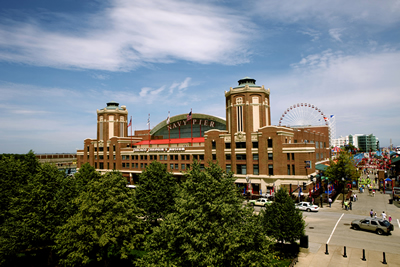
[225,164,274,175]
[119,152,295,162]
[121,162,199,171]
[121,154,203,161]
[88,145,116,152]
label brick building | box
[77,77,330,194]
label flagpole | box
[167,111,170,147]
[148,114,150,146]
[130,116,132,148]
[190,108,193,145]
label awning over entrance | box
[315,164,329,171]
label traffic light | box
[303,182,307,190]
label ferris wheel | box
[278,103,336,146]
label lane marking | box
[327,213,344,244]
[397,219,400,229]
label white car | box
[295,202,319,212]
[249,198,273,207]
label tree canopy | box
[141,162,275,266]
[55,171,147,267]
[134,161,177,223]
[260,188,305,245]
[325,152,359,187]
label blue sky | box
[1,0,399,153]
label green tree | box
[55,171,147,267]
[260,188,305,245]
[0,163,72,265]
[135,161,177,224]
[73,162,101,189]
[141,162,275,266]
[325,151,359,203]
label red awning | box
[134,137,205,146]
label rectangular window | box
[122,155,126,160]
[175,164,178,169]
[95,155,97,160]
[292,153,295,160]
[287,165,290,175]
[212,154,216,160]
[154,155,157,160]
[141,155,144,160]
[136,163,138,168]
[99,162,104,169]
[236,164,247,175]
[107,163,109,169]
[236,142,246,149]
[150,155,153,160]
[164,155,167,160]
[99,155,104,160]
[144,155,147,160]
[199,155,204,160]
[225,143,231,149]
[193,155,198,160]
[113,145,116,151]
[226,154,231,160]
[181,164,185,170]
[95,162,97,168]
[268,164,273,175]
[87,146,90,152]
[253,154,259,160]
[113,155,116,160]
[94,147,97,152]
[236,154,246,160]
[253,164,259,175]
[170,155,174,161]
[159,156,163,161]
[170,164,174,169]
[316,142,319,149]
[268,139,273,148]
[268,153,273,160]
[252,142,258,148]
[212,141,216,149]
[141,163,143,168]
[122,163,125,168]
[113,163,116,169]
[226,164,231,172]
[181,155,185,160]
[126,163,129,168]
[186,155,190,160]
[287,153,290,160]
[292,165,295,175]
[186,164,190,170]
[175,155,178,160]
[99,147,104,152]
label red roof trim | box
[134,137,205,145]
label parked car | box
[249,198,273,207]
[295,202,319,212]
[351,218,393,235]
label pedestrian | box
[349,201,352,210]
[373,190,375,197]
[344,201,348,210]
[370,209,373,218]
[389,215,392,223]
[374,212,377,219]
[329,197,332,207]
[381,211,387,220]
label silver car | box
[351,218,393,235]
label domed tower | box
[225,77,271,135]
[97,101,128,141]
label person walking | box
[382,211,387,220]
[373,189,375,197]
[328,197,332,207]
[374,212,377,219]
[370,209,374,218]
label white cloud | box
[253,0,400,27]
[0,0,254,71]
[328,28,344,42]
[266,50,400,146]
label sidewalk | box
[295,183,400,267]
